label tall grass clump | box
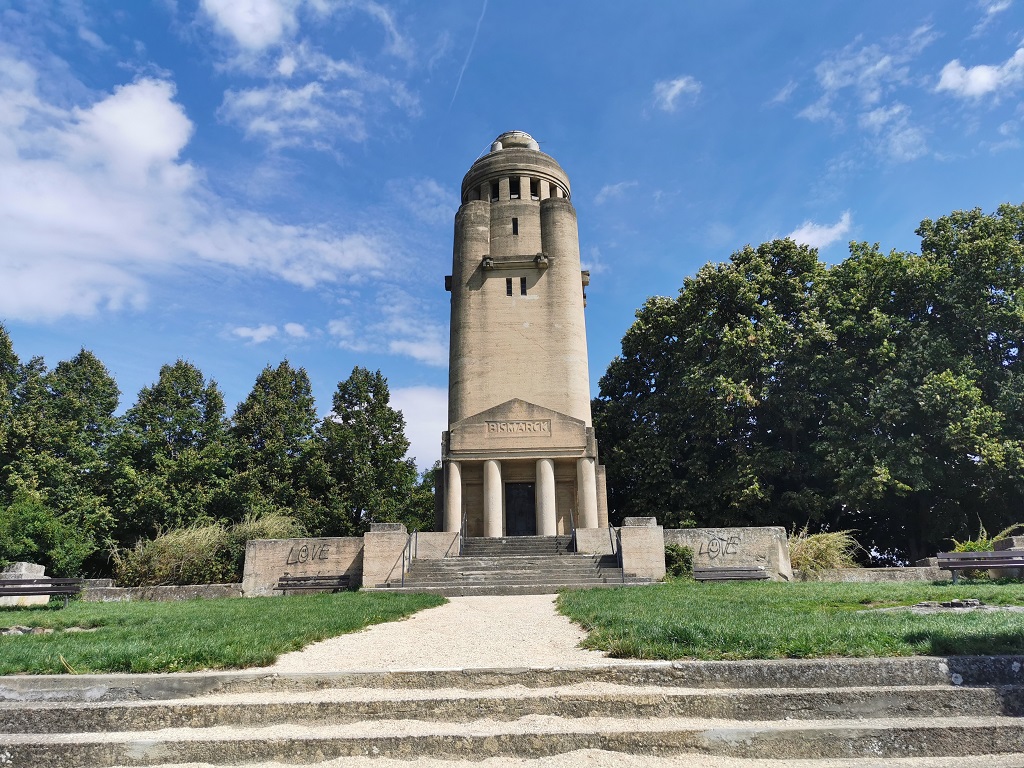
[113,513,304,587]
[951,522,1024,552]
[789,525,861,572]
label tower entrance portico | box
[440,131,609,537]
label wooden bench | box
[937,551,1024,583]
[0,578,83,608]
[276,575,351,594]
[693,566,770,581]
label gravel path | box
[262,594,629,673]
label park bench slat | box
[693,567,770,581]
[936,552,1024,583]
[0,578,83,608]
[276,575,351,592]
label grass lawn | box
[558,580,1024,660]
[0,591,445,675]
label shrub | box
[113,513,305,587]
[951,522,1024,552]
[664,543,694,579]
[0,495,96,577]
[789,525,861,572]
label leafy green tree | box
[300,367,418,536]
[223,360,318,520]
[0,346,119,574]
[595,239,830,529]
[109,360,230,544]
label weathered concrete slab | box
[241,538,363,597]
[664,527,792,581]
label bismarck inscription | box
[486,420,551,436]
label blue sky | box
[2,1,1023,470]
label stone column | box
[443,460,462,533]
[577,457,598,529]
[535,459,557,536]
[483,459,503,538]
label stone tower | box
[441,130,608,538]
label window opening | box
[520,277,527,296]
[530,179,540,200]
[506,278,513,296]
[512,217,519,236]
[490,182,499,202]
[509,177,521,199]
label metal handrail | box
[400,532,414,587]
[459,504,469,556]
[610,523,624,583]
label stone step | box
[7,715,1024,766]
[6,658,1021,702]
[366,582,639,596]
[6,684,1022,734]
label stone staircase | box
[374,535,641,596]
[3,656,1024,766]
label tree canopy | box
[595,204,1024,562]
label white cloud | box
[973,0,1013,35]
[653,76,701,112]
[936,48,1024,99]
[0,56,390,322]
[581,246,608,275]
[327,289,448,366]
[787,211,852,250]
[770,81,797,105]
[284,322,309,338]
[799,28,935,124]
[201,0,299,51]
[233,324,279,343]
[387,178,456,226]
[857,103,928,162]
[390,385,447,470]
[594,181,637,205]
[220,82,367,147]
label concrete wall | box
[82,584,243,602]
[665,526,793,581]
[361,525,410,588]
[619,518,666,581]
[241,537,363,597]
[575,527,615,555]
[0,562,48,607]
[794,566,950,582]
[414,531,460,560]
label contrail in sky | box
[449,0,488,110]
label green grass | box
[558,581,1024,660]
[0,591,445,674]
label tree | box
[0,346,119,574]
[594,239,830,529]
[300,367,418,536]
[109,360,230,544]
[224,360,318,519]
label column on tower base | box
[483,459,503,538]
[577,457,599,529]
[535,458,557,536]
[443,460,462,533]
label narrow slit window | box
[509,177,521,199]
[530,179,540,199]
[520,277,527,296]
[512,217,519,235]
[490,182,499,202]
[506,277,513,296]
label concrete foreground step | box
[6,683,1023,733]
[8,715,1024,766]
[4,657,1023,702]
[101,752,1024,768]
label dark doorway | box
[505,483,536,536]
